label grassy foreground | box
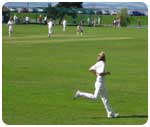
[2,24,148,125]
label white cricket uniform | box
[13,15,17,24]
[8,20,14,32]
[79,60,113,115]
[62,20,66,32]
[48,21,53,34]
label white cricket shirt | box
[8,20,14,31]
[63,20,66,26]
[89,60,105,82]
[48,21,53,29]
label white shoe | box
[107,112,119,118]
[73,90,80,100]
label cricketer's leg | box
[8,31,11,37]
[100,85,113,115]
[48,28,52,37]
[78,88,99,100]
[8,28,12,37]
[76,81,101,100]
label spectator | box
[116,18,120,27]
[113,18,117,28]
[39,15,43,24]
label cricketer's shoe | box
[107,112,119,118]
[73,90,80,100]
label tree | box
[46,2,83,24]
[56,2,83,8]
[117,8,130,27]
[46,4,58,19]
[55,2,83,24]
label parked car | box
[110,10,117,15]
[77,10,83,14]
[96,10,103,15]
[130,11,145,16]
[102,10,110,15]
[37,8,44,13]
[28,8,34,13]
[32,8,38,13]
[21,8,29,13]
[17,8,28,13]
[9,8,17,12]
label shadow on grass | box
[90,114,148,119]
[118,115,148,118]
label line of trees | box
[47,2,131,26]
[47,2,83,24]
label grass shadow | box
[118,114,148,118]
[89,114,148,119]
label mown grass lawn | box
[2,24,148,125]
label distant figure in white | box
[44,16,47,25]
[62,19,67,32]
[77,23,83,36]
[98,17,101,25]
[116,18,120,27]
[87,17,90,25]
[93,19,96,27]
[13,15,17,24]
[25,16,30,24]
[47,19,53,38]
[7,16,14,37]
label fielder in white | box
[74,51,119,118]
[7,17,14,37]
[62,19,67,32]
[76,24,83,36]
[47,19,53,38]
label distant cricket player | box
[77,23,83,36]
[7,16,14,37]
[74,51,119,118]
[47,18,53,38]
[62,19,67,32]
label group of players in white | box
[7,16,83,38]
[6,16,119,118]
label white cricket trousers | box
[79,81,112,114]
[63,25,66,32]
[8,27,13,37]
[48,28,52,34]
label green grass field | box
[2,24,148,125]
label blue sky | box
[83,2,147,10]
[4,2,148,10]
